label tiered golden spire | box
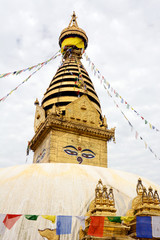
[42,12,101,116]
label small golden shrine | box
[127,178,160,239]
[80,179,133,240]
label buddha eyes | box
[81,153,95,159]
[64,149,95,159]
[64,149,78,156]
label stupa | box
[0,12,160,240]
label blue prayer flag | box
[56,215,72,235]
[136,216,152,238]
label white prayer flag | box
[75,216,86,230]
[152,216,160,237]
[0,214,6,238]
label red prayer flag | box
[3,214,22,229]
[88,216,105,237]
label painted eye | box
[64,149,78,156]
[81,153,95,159]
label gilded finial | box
[142,187,148,204]
[68,11,78,27]
[136,178,143,195]
[148,186,154,204]
[153,190,160,205]
[108,187,115,207]
[34,98,39,106]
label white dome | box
[0,163,159,239]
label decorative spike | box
[136,178,143,195]
[142,187,148,204]
[108,187,115,206]
[102,185,108,199]
[68,11,78,27]
[34,98,39,106]
[153,190,160,205]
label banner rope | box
[0,50,60,79]
[83,52,159,134]
[105,86,160,160]
[0,50,61,102]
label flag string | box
[0,50,61,79]
[0,51,61,102]
[83,52,159,133]
[105,86,160,160]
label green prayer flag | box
[107,216,122,223]
[145,120,148,124]
[25,215,39,221]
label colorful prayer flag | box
[121,216,135,223]
[42,215,56,223]
[56,215,72,235]
[88,216,105,237]
[107,216,121,223]
[136,216,152,238]
[25,215,38,221]
[3,214,22,230]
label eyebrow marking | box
[81,149,96,155]
[64,145,78,151]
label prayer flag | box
[144,141,147,149]
[0,214,6,237]
[42,215,56,223]
[121,216,135,223]
[88,216,105,237]
[76,216,86,230]
[136,216,152,238]
[152,216,160,237]
[107,216,121,223]
[145,120,148,124]
[56,215,72,235]
[25,215,38,221]
[3,214,22,230]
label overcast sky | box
[0,0,160,185]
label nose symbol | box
[77,156,83,164]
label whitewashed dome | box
[0,163,159,240]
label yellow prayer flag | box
[144,141,147,149]
[121,216,135,223]
[42,215,56,223]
